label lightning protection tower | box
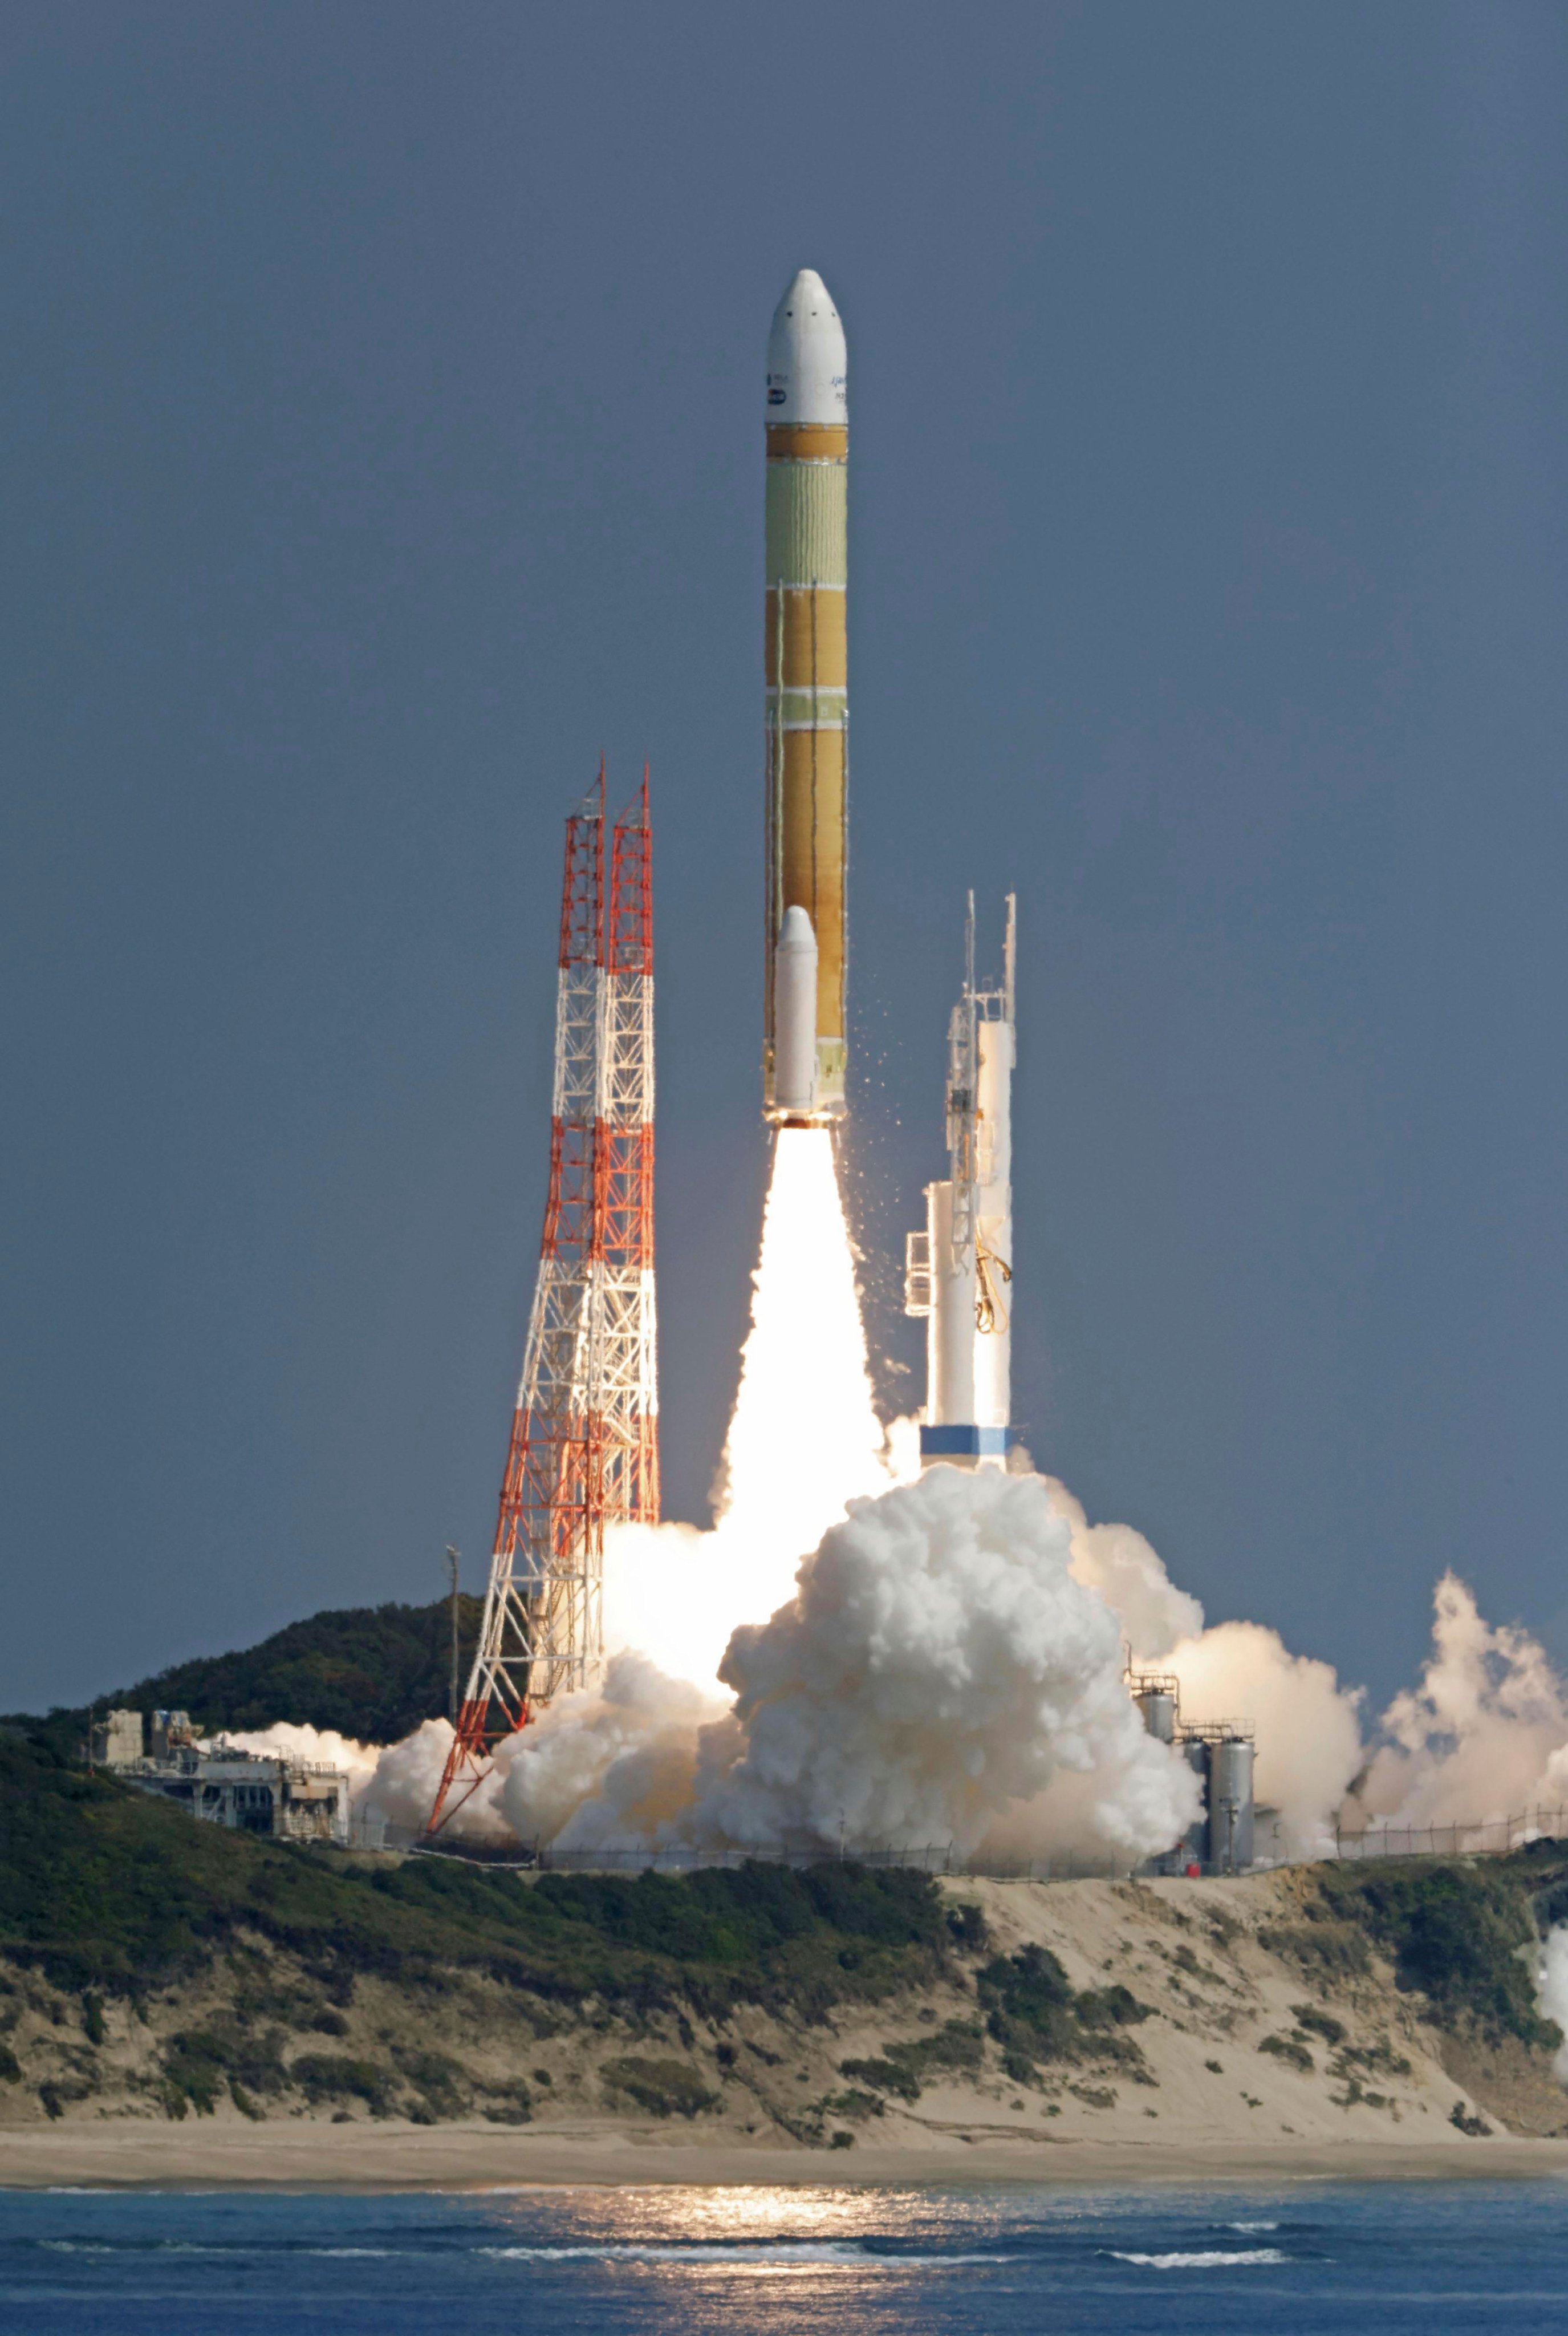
[428,768,658,1834]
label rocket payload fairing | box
[763,268,848,1123]
[905,896,1017,1465]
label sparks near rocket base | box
[764,269,848,1123]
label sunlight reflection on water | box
[5,2179,1568,2334]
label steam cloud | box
[662,1467,1194,1861]
[1347,1573,1568,1830]
[230,1125,1568,1921]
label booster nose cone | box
[766,267,847,426]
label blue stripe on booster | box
[919,1425,1010,1457]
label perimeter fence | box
[1330,1806,1568,1862]
[367,1828,1145,1880]
[342,1806,1568,1877]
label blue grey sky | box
[3,3,1565,1714]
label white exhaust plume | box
[224,1717,514,1840]
[499,1468,1201,1860]
[220,1721,380,1789]
[603,1125,906,1689]
[1045,1478,1204,1657]
[1046,1477,1365,1859]
[499,1653,726,1851]
[1348,1573,1568,1829]
[359,1718,513,1841]
[693,1467,1200,1860]
[1537,1929,1568,2082]
[1162,1623,1365,1860]
[241,1117,1568,1879]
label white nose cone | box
[773,905,819,1113]
[766,268,847,426]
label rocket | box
[905,895,1017,1465]
[763,267,848,1124]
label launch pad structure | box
[427,769,659,1836]
[906,892,1017,1466]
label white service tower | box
[905,894,1017,1466]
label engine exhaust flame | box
[603,1125,904,1688]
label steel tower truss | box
[428,769,657,1834]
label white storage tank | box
[1208,1735,1256,1872]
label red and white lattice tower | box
[428,767,657,1834]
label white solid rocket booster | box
[905,895,1016,1465]
[773,905,819,1116]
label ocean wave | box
[478,2241,1006,2266]
[1106,2248,1289,2269]
[36,2240,393,2258]
[27,2233,1008,2270]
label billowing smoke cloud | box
[237,1115,1568,1878]
[359,1718,514,1842]
[233,1508,1568,1876]
[1046,1478,1204,1658]
[499,1654,726,1852]
[1163,1623,1364,1860]
[1044,1476,1364,1858]
[502,1468,1201,1862]
[221,1721,380,1795]
[1348,1573,1568,1831]
[1536,1928,1568,2082]
[221,1719,376,1785]
[700,1468,1197,1858]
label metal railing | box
[362,1830,1143,1880]
[337,1808,1568,1877]
[1331,1806,1568,1862]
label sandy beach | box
[8,1871,1567,2191]
[5,2119,1568,2191]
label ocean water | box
[2,2177,1567,2332]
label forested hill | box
[35,1595,486,1745]
[2,1730,1566,2147]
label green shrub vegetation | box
[289,2053,397,2113]
[820,2086,884,2122]
[11,1690,1568,2118]
[163,2022,290,2114]
[0,1735,956,2031]
[8,1596,489,1751]
[1316,1862,1559,2047]
[119,1597,486,1745]
[976,1942,1153,2078]
[1254,1920,1371,1980]
[601,2057,718,2118]
[839,2017,985,2103]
